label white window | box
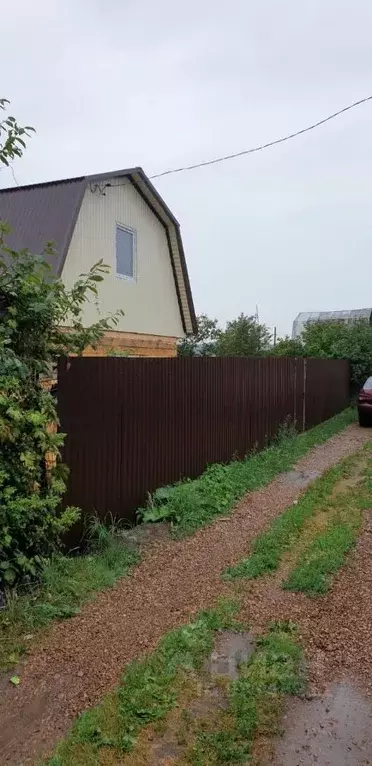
[116,224,136,279]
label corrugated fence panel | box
[305,358,350,429]
[58,356,349,527]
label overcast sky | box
[1,0,372,336]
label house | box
[292,308,372,339]
[0,168,197,357]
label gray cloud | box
[2,0,372,334]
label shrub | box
[0,99,123,586]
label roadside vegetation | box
[282,459,372,594]
[283,518,360,595]
[224,445,372,584]
[0,520,138,670]
[139,409,354,535]
[46,601,239,764]
[45,605,304,766]
[0,99,131,670]
[0,409,355,672]
[189,621,304,766]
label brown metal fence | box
[57,356,349,524]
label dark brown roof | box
[0,168,196,334]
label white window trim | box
[115,222,137,281]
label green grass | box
[45,601,239,765]
[0,529,139,671]
[282,463,372,595]
[223,455,355,581]
[189,621,304,765]
[1,410,354,672]
[44,611,304,766]
[282,517,360,595]
[139,409,355,536]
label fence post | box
[302,358,307,432]
[293,357,297,427]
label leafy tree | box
[0,100,123,586]
[216,313,271,357]
[178,313,221,356]
[302,320,372,387]
[271,335,305,357]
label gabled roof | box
[0,167,197,335]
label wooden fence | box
[57,356,349,525]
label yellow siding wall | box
[61,178,185,339]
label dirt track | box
[0,423,369,765]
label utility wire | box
[150,95,372,180]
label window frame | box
[115,222,137,282]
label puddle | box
[206,630,255,680]
[280,470,321,489]
[275,682,372,765]
[149,740,181,765]
[121,522,171,551]
[145,632,255,765]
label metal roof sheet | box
[0,169,197,334]
[0,177,86,273]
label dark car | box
[357,377,372,426]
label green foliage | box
[0,521,139,670]
[223,444,360,581]
[282,462,372,594]
[271,335,305,357]
[190,621,304,765]
[179,312,273,359]
[178,313,221,357]
[301,319,372,387]
[0,98,34,167]
[45,614,303,766]
[283,519,359,595]
[0,99,124,587]
[215,313,271,357]
[271,319,372,389]
[138,409,354,536]
[46,601,239,763]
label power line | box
[150,95,372,180]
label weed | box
[189,621,304,765]
[0,520,139,670]
[283,519,360,595]
[45,601,239,764]
[281,456,372,595]
[138,409,355,536]
[223,458,353,580]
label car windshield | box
[363,377,372,390]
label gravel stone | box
[0,423,368,764]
